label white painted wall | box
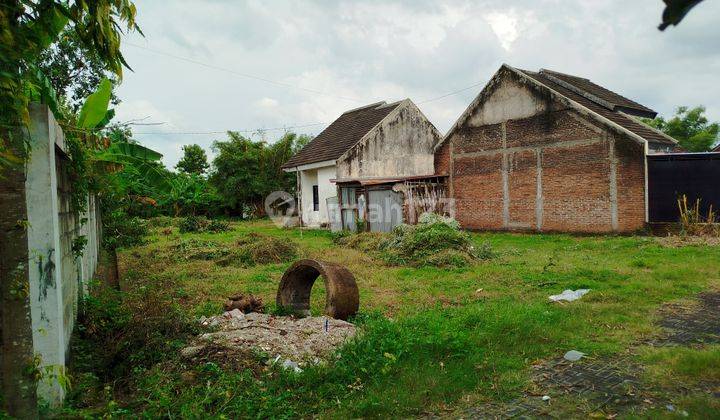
[299,164,337,227]
[24,104,100,406]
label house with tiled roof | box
[435,64,679,233]
[283,99,442,228]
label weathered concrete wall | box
[299,164,336,227]
[0,131,38,418]
[1,104,101,415]
[440,73,646,233]
[336,100,441,179]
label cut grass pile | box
[56,218,720,418]
[171,233,297,268]
[178,215,231,233]
[335,214,490,268]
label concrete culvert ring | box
[276,259,359,320]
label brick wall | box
[438,106,647,233]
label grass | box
[59,219,720,418]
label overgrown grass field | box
[59,219,720,418]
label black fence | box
[647,152,720,223]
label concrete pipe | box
[276,259,359,320]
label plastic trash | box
[564,350,585,361]
[282,359,303,373]
[549,289,590,302]
[542,395,551,402]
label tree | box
[210,132,310,217]
[37,28,120,112]
[176,144,210,175]
[0,0,140,171]
[643,106,719,152]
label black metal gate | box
[647,152,720,222]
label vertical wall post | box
[25,104,67,406]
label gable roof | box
[443,64,677,148]
[713,144,720,152]
[282,101,401,169]
[535,69,657,118]
[519,69,677,146]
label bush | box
[179,215,210,233]
[71,278,199,388]
[103,210,149,250]
[207,219,231,233]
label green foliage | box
[176,144,209,175]
[210,132,312,217]
[71,278,198,387]
[207,219,231,233]
[178,215,210,233]
[37,28,120,112]
[178,216,231,234]
[643,106,720,152]
[102,211,148,251]
[160,173,222,217]
[335,214,489,268]
[0,0,140,172]
[77,78,112,128]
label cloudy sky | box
[115,0,720,168]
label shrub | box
[179,215,210,233]
[72,278,199,386]
[103,211,149,250]
[207,219,231,233]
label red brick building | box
[435,65,678,233]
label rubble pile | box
[182,309,356,368]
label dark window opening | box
[312,185,319,211]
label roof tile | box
[519,69,677,146]
[282,101,400,168]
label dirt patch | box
[656,235,720,248]
[182,311,356,366]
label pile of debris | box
[182,309,356,370]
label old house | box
[435,64,678,233]
[283,99,444,230]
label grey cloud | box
[117,0,720,168]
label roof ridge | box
[341,101,387,115]
[539,68,589,81]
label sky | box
[115,0,720,168]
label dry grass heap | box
[334,213,492,268]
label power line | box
[133,122,326,135]
[417,81,486,104]
[125,42,486,107]
[125,42,367,104]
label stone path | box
[453,291,720,419]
